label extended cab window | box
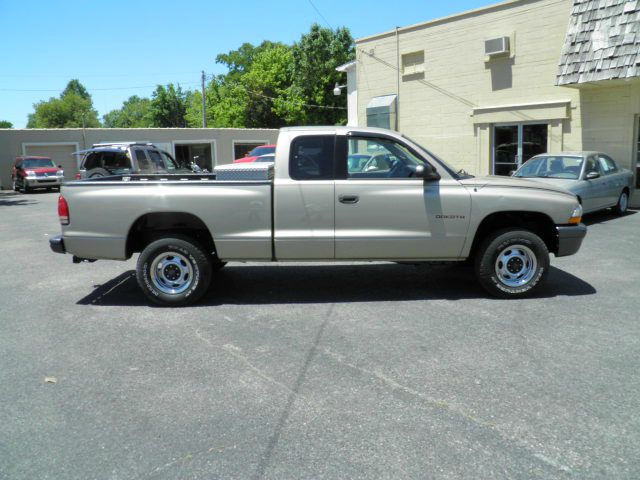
[347,136,424,179]
[289,136,335,180]
[133,148,152,172]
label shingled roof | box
[557,0,640,85]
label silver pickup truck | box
[50,126,586,306]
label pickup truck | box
[50,126,587,306]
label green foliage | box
[278,24,354,125]
[0,120,13,128]
[192,26,354,128]
[61,79,91,100]
[26,80,100,128]
[103,96,152,128]
[149,84,190,128]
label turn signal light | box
[58,195,70,225]
[568,204,582,225]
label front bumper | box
[556,224,587,257]
[25,177,63,187]
[49,235,66,254]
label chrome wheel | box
[149,251,194,295]
[494,244,537,288]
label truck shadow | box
[76,263,596,307]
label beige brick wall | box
[356,0,639,182]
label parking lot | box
[1,189,639,479]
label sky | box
[0,0,492,128]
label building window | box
[493,123,548,176]
[234,142,267,160]
[401,51,425,76]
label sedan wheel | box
[613,190,628,216]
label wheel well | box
[469,211,557,259]
[126,212,216,258]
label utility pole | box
[201,70,206,128]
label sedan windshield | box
[23,158,55,168]
[514,156,583,180]
[249,146,275,157]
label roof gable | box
[557,0,640,85]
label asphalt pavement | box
[1,190,639,479]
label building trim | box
[472,99,571,124]
[22,142,81,167]
[356,0,530,43]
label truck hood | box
[460,175,577,198]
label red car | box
[11,156,64,193]
[233,144,276,163]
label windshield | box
[514,155,583,180]
[401,135,461,179]
[249,146,275,157]
[23,158,55,168]
[158,150,181,170]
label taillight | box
[58,195,70,225]
[75,172,81,180]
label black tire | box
[136,236,212,306]
[475,229,549,299]
[613,190,628,216]
[21,179,30,193]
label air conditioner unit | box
[485,36,510,57]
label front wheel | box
[136,236,212,306]
[475,229,549,298]
[613,190,628,216]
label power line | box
[0,82,200,93]
[307,0,333,29]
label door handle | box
[339,194,359,204]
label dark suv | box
[77,142,186,179]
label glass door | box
[493,123,548,176]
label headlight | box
[25,170,36,177]
[57,170,64,177]
[568,203,582,225]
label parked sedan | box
[512,152,633,214]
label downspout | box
[396,26,400,132]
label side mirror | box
[416,164,441,181]
[58,164,62,168]
[586,171,600,180]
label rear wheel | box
[475,229,549,298]
[613,190,628,215]
[136,236,212,306]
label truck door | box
[334,134,470,260]
[273,134,336,259]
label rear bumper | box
[556,224,587,257]
[49,235,66,254]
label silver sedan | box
[512,152,634,215]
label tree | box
[61,79,91,100]
[26,79,100,128]
[103,96,153,128]
[278,24,354,125]
[0,120,12,128]
[149,84,189,127]
[242,43,293,128]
